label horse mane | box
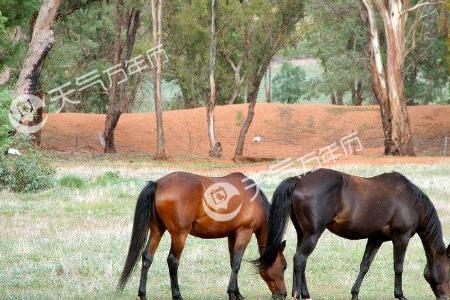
[244,176,271,214]
[396,173,444,250]
[259,187,271,214]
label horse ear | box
[446,244,450,258]
[279,240,286,252]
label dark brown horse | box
[255,168,450,300]
[118,171,287,300]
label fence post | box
[189,131,192,156]
[445,136,448,157]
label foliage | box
[0,89,12,148]
[164,0,305,108]
[403,3,449,104]
[58,175,87,189]
[0,135,55,193]
[290,0,371,104]
[272,63,307,103]
[0,10,7,34]
[94,171,122,186]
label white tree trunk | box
[374,0,415,155]
[152,0,167,159]
[362,0,415,155]
[207,0,221,157]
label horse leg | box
[350,238,382,300]
[227,229,252,300]
[167,232,189,300]
[138,225,165,300]
[393,235,410,300]
[292,231,323,300]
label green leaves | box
[272,63,306,103]
[0,145,56,193]
[0,89,12,149]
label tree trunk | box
[15,0,62,144]
[334,90,343,105]
[207,0,221,157]
[331,93,336,105]
[103,0,124,153]
[226,56,244,105]
[152,0,167,160]
[103,7,140,153]
[374,0,415,155]
[361,0,398,155]
[233,63,267,161]
[351,78,364,105]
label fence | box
[41,126,450,159]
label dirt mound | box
[42,103,450,160]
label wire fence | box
[41,126,450,159]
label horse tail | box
[118,181,158,290]
[254,176,299,271]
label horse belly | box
[327,217,389,240]
[190,220,239,239]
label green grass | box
[1,163,449,299]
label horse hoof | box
[138,296,147,300]
[173,297,183,300]
[229,292,245,300]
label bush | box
[0,89,13,148]
[0,135,55,193]
[94,171,122,186]
[272,63,307,104]
[59,175,87,189]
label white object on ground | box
[6,148,21,156]
[252,135,262,143]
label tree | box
[102,0,141,153]
[233,0,305,161]
[206,0,222,157]
[272,63,306,104]
[361,0,417,156]
[14,0,62,145]
[299,0,371,106]
[152,0,167,160]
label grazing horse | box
[255,168,450,300]
[118,171,287,300]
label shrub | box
[94,171,122,186]
[0,134,56,193]
[59,175,87,189]
[0,151,56,193]
[272,63,307,104]
[0,89,13,149]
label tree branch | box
[56,0,103,21]
[401,1,432,15]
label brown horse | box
[118,171,287,300]
[255,168,450,300]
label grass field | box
[1,161,449,300]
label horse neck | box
[255,201,270,255]
[255,220,269,255]
[418,216,447,266]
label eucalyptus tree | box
[103,0,141,153]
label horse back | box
[329,171,420,239]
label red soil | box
[42,103,450,162]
